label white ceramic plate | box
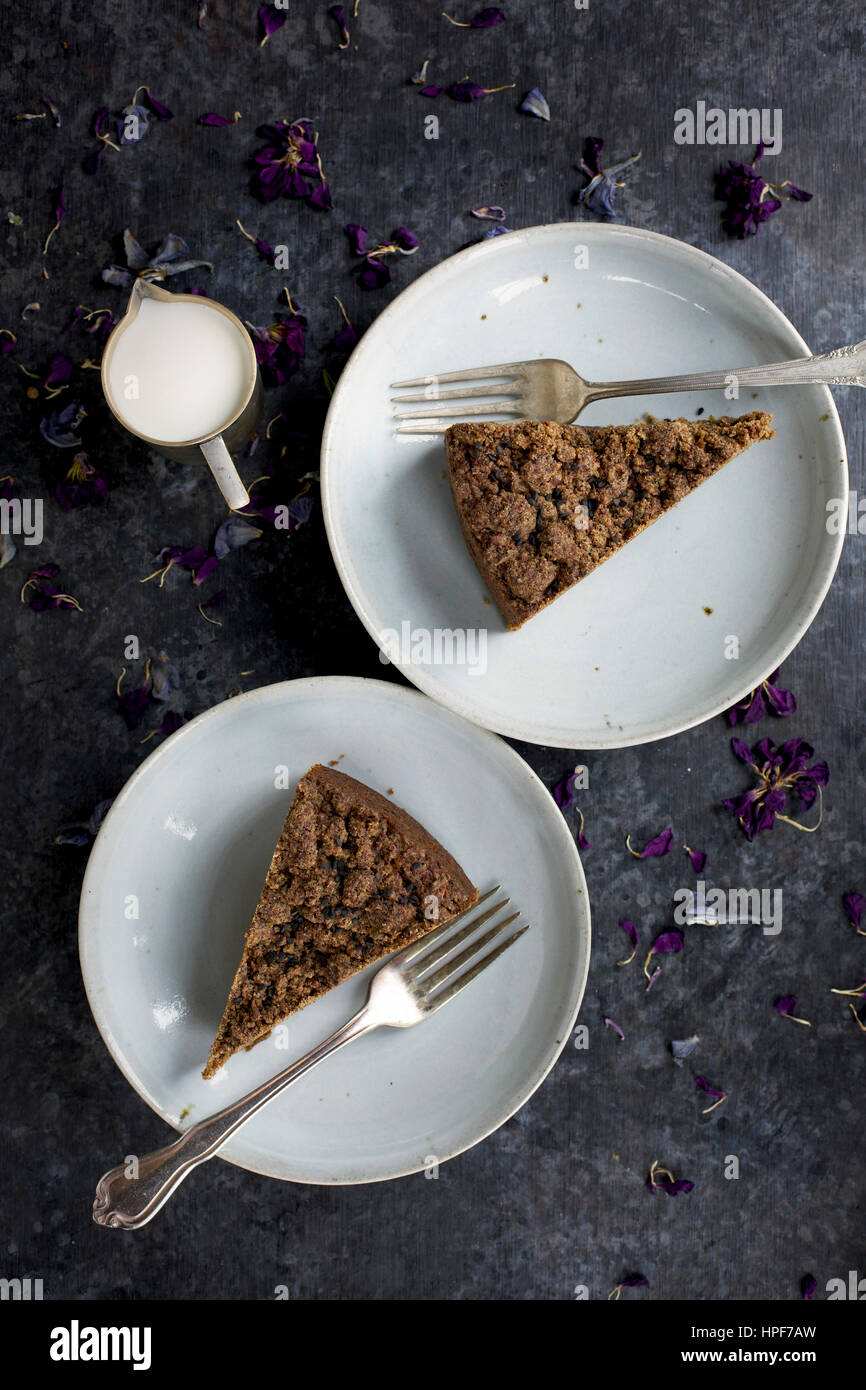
[79,677,589,1184]
[321,223,847,748]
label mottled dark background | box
[1,0,863,1301]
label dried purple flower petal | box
[39,401,86,448]
[328,4,350,47]
[443,7,506,25]
[775,994,811,1027]
[670,1035,699,1066]
[801,1275,817,1301]
[448,79,515,102]
[43,353,74,391]
[327,296,358,354]
[42,185,67,254]
[0,329,16,354]
[55,452,108,509]
[578,138,641,219]
[726,667,796,725]
[345,223,369,256]
[608,1273,649,1300]
[199,112,241,126]
[54,798,113,846]
[643,929,684,984]
[520,87,550,121]
[20,562,82,612]
[419,84,445,97]
[694,1074,727,1113]
[626,827,673,859]
[43,96,61,127]
[647,1159,693,1196]
[617,918,638,967]
[604,1017,625,1041]
[258,4,287,44]
[235,219,275,264]
[842,891,866,936]
[723,736,828,841]
[141,709,185,744]
[411,59,432,85]
[214,517,262,559]
[470,205,506,220]
[683,845,707,873]
[149,651,181,703]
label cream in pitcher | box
[102,280,263,509]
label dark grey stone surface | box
[1,0,863,1301]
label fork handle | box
[585,339,866,406]
[92,1008,373,1230]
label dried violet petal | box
[258,3,287,44]
[646,1159,693,1196]
[328,4,350,47]
[775,994,811,1027]
[670,1035,699,1067]
[470,205,506,220]
[608,1273,649,1300]
[603,1017,625,1041]
[683,845,707,873]
[326,296,358,354]
[20,562,82,612]
[578,138,641,219]
[448,79,515,102]
[519,87,550,121]
[443,7,506,25]
[694,1074,727,1113]
[842,891,866,936]
[626,827,673,858]
[39,401,86,448]
[54,798,113,846]
[726,667,796,725]
[643,929,684,985]
[214,517,263,559]
[801,1275,818,1301]
[42,185,67,254]
[199,112,241,126]
[617,918,638,967]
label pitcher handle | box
[200,435,250,511]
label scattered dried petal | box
[519,87,550,121]
[626,827,673,858]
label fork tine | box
[391,382,523,404]
[418,911,521,995]
[393,401,525,421]
[393,886,500,966]
[390,363,527,389]
[422,925,531,1013]
[403,897,511,981]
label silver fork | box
[92,887,527,1228]
[391,339,866,432]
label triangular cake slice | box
[203,764,477,1077]
[445,413,774,630]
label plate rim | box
[320,221,848,749]
[78,674,591,1185]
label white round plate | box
[321,223,847,748]
[79,677,589,1184]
